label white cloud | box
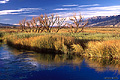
[52,5,120,20]
[0,0,9,4]
[86,5,120,11]
[13,23,19,25]
[62,4,78,7]
[54,4,100,11]
[20,8,43,11]
[3,18,11,21]
[51,10,120,20]
[0,8,43,15]
[20,15,39,17]
[53,8,77,11]
[79,4,100,7]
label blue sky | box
[0,0,120,24]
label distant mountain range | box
[1,15,120,27]
[0,23,15,27]
[86,15,120,27]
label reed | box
[85,40,120,58]
[71,44,83,55]
[2,27,120,57]
[7,34,76,54]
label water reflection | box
[0,44,120,80]
[0,45,40,80]
[9,46,120,75]
[2,44,120,72]
[85,57,120,74]
[3,44,84,70]
[9,49,84,69]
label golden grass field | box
[1,27,120,58]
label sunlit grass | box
[71,44,83,55]
[1,28,120,57]
[85,40,120,58]
[7,34,77,54]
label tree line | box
[19,13,88,33]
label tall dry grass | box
[71,44,84,55]
[7,34,84,54]
[5,32,120,56]
[2,27,120,57]
[85,40,120,58]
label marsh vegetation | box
[1,14,120,58]
[1,27,120,58]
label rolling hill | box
[0,23,15,27]
[86,15,120,27]
[1,14,120,27]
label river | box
[0,44,119,80]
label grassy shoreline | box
[1,28,120,58]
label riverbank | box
[1,28,120,58]
[0,44,120,80]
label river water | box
[0,44,120,80]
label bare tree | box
[19,13,87,33]
[32,17,39,32]
[37,14,46,33]
[19,21,23,31]
[69,13,88,33]
[29,20,35,32]
[19,18,26,31]
[26,21,31,32]
[37,14,57,33]
[55,16,66,33]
